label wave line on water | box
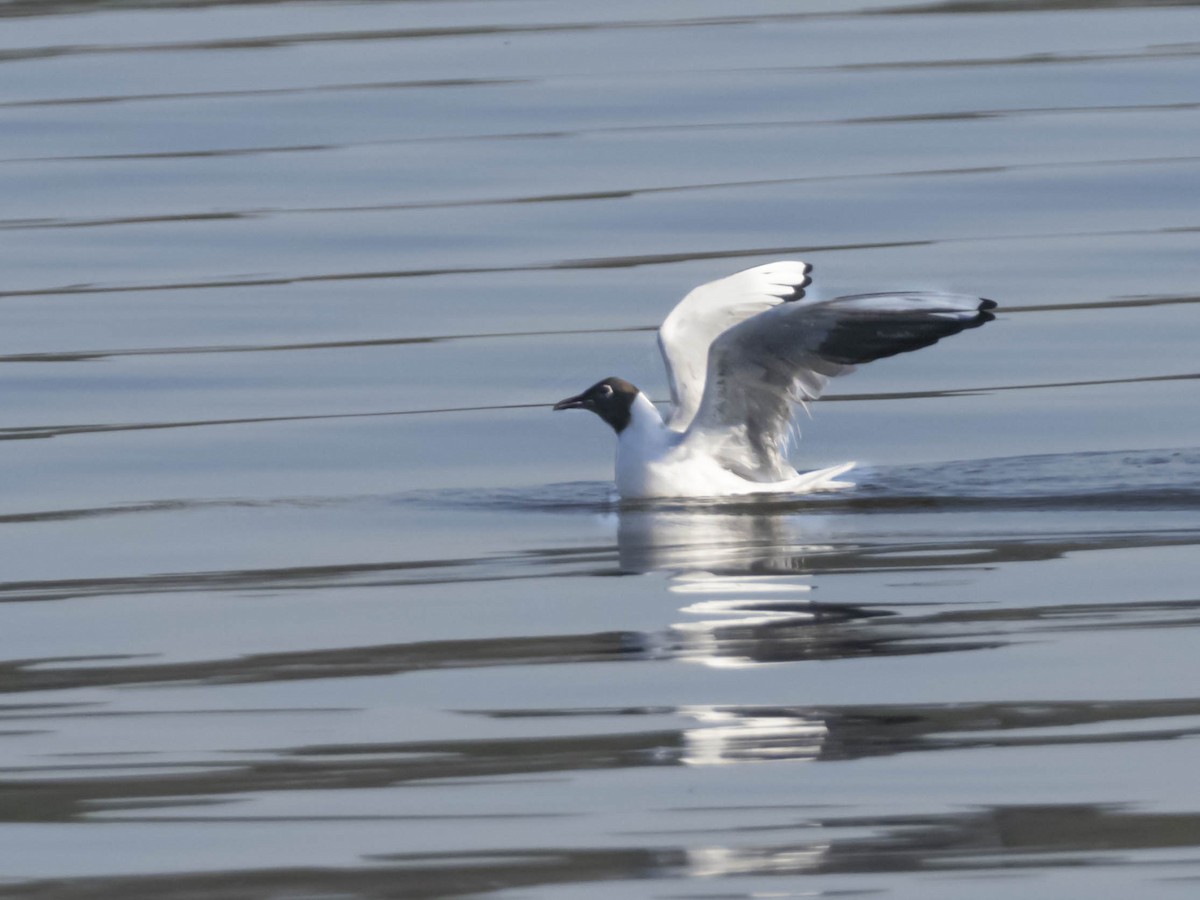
[0,373,1194,441]
[0,309,1190,362]
[0,306,1194,363]
[2,220,1199,299]
[7,153,1200,227]
[4,13,1196,64]
[0,402,556,441]
[8,101,1196,169]
[0,326,656,363]
[5,69,1196,119]
[0,77,527,110]
[0,12,866,64]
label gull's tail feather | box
[782,461,856,493]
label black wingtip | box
[974,298,998,326]
[783,272,813,303]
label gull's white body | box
[614,393,855,498]
[557,260,995,499]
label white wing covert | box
[658,261,812,432]
[685,291,997,481]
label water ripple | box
[3,221,1200,300]
[7,154,1200,228]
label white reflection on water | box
[671,575,816,593]
[618,504,846,654]
[619,506,839,766]
[685,842,830,879]
[616,505,827,575]
[680,705,828,768]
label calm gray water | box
[1,1,1198,897]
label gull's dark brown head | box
[552,377,640,434]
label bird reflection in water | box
[679,704,829,767]
[617,502,891,664]
[616,503,888,770]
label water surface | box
[0,1,1198,897]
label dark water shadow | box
[8,0,1199,19]
[886,0,1200,14]
[5,798,1200,897]
[0,517,1195,606]
[4,693,1200,824]
[3,801,1194,897]
[1,585,1197,697]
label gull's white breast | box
[614,392,852,498]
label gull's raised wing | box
[658,261,812,431]
[685,292,997,481]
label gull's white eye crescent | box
[599,384,614,397]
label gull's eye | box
[598,384,614,398]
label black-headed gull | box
[553,261,996,498]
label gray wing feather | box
[685,292,997,481]
[658,261,812,431]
